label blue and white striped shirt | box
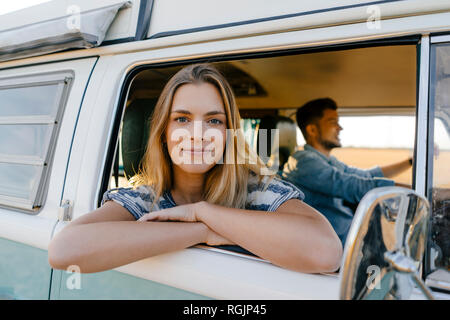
[102,174,305,220]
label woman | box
[48,64,342,274]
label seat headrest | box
[257,115,297,171]
[121,98,158,180]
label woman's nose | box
[190,120,204,142]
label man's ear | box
[305,123,318,139]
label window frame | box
[0,71,73,212]
[424,36,450,280]
[97,35,422,261]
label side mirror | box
[339,186,435,300]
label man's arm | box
[336,159,381,178]
[380,158,412,178]
[394,182,412,188]
[284,155,395,204]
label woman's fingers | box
[138,212,161,222]
[137,208,187,222]
[138,205,198,222]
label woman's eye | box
[208,118,223,125]
[175,117,188,123]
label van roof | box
[0,0,141,62]
[1,0,450,63]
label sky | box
[0,0,51,16]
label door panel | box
[0,238,51,300]
[0,57,98,300]
[52,269,209,300]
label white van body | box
[0,0,449,300]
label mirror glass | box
[339,187,430,300]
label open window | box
[102,41,418,259]
[330,114,414,186]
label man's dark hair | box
[296,98,337,139]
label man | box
[282,98,412,246]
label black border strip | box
[102,0,154,46]
[97,34,420,207]
[411,43,420,193]
[148,0,405,39]
[134,0,154,41]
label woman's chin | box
[175,163,217,175]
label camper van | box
[0,0,449,300]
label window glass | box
[338,116,416,149]
[429,43,450,273]
[0,124,52,158]
[240,118,260,150]
[295,115,417,149]
[0,163,42,200]
[109,128,128,189]
[0,84,61,117]
[0,74,71,211]
[329,115,415,186]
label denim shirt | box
[282,144,395,246]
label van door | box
[424,34,450,295]
[0,57,97,299]
[43,55,209,300]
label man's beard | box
[318,129,341,151]
[320,139,341,150]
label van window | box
[104,43,417,258]
[331,115,415,186]
[429,42,450,274]
[240,113,416,185]
[0,72,72,211]
[241,118,260,149]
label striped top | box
[102,174,305,220]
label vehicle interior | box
[112,43,417,187]
[106,43,430,259]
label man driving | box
[282,98,412,246]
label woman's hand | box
[138,203,234,246]
[138,203,199,223]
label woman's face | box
[166,82,227,175]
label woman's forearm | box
[48,221,207,273]
[194,201,342,273]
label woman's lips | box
[182,149,213,154]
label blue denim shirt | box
[282,144,395,246]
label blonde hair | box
[131,63,271,208]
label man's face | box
[316,109,342,150]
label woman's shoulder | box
[101,185,159,220]
[246,172,305,212]
[102,185,155,202]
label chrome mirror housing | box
[339,187,434,300]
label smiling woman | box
[151,82,228,202]
[47,63,343,274]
